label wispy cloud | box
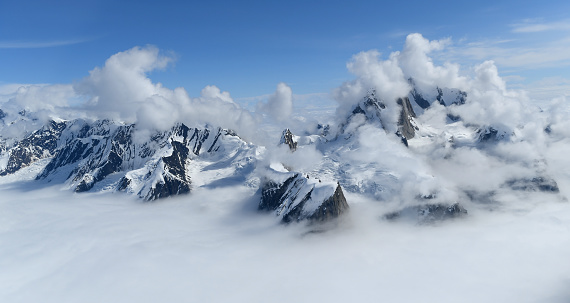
[511,20,570,33]
[525,76,570,102]
[430,18,570,72]
[441,37,570,70]
[0,39,89,49]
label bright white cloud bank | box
[73,46,262,140]
[75,45,173,121]
[1,185,569,303]
[256,82,294,122]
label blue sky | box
[1,0,569,101]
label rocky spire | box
[397,96,417,140]
[279,128,297,151]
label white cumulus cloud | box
[256,82,294,122]
[397,33,468,92]
[74,45,173,122]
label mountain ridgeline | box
[0,117,255,201]
[0,80,561,224]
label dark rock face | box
[352,105,366,115]
[385,203,468,224]
[478,127,498,142]
[338,90,389,137]
[317,124,330,137]
[0,109,6,120]
[259,173,349,224]
[348,90,385,123]
[436,87,467,106]
[37,121,136,193]
[0,116,248,202]
[544,125,552,135]
[410,87,431,109]
[145,140,191,201]
[189,127,209,155]
[114,124,236,200]
[397,97,417,140]
[363,90,386,110]
[361,90,386,116]
[505,176,560,193]
[477,127,509,142]
[0,120,67,176]
[436,87,445,105]
[407,78,467,109]
[307,184,349,223]
[25,119,232,200]
[259,175,300,211]
[447,113,461,122]
[408,78,431,109]
[340,91,417,145]
[280,129,297,151]
[454,91,467,105]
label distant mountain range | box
[0,80,560,224]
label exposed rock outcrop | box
[409,85,431,109]
[476,126,510,142]
[385,203,468,224]
[142,140,191,200]
[259,169,349,223]
[0,120,67,176]
[397,96,417,140]
[36,120,136,193]
[505,176,559,193]
[341,91,419,145]
[279,129,297,151]
[0,118,255,201]
[408,78,468,110]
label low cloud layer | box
[1,182,569,303]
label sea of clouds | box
[1,182,569,302]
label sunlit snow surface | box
[1,177,570,302]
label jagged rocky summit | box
[0,118,257,201]
[407,78,467,113]
[259,164,349,223]
[385,203,468,224]
[0,120,66,176]
[0,77,563,226]
[280,128,297,151]
[272,82,559,224]
[339,89,418,144]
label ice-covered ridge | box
[259,166,349,223]
[0,118,260,201]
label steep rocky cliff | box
[259,167,349,223]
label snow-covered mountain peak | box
[259,165,349,223]
[0,75,564,226]
[407,78,467,116]
[279,128,298,152]
[0,116,261,201]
